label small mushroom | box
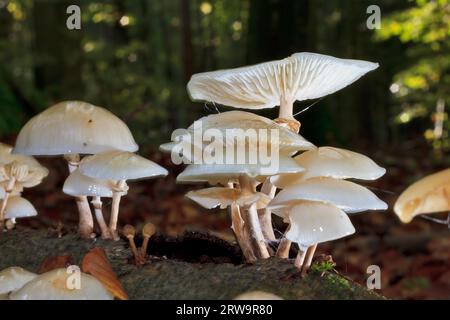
[122,225,140,264]
[285,201,355,275]
[188,52,378,120]
[9,268,113,300]
[79,151,168,239]
[141,223,157,259]
[0,267,37,297]
[4,196,38,229]
[394,168,450,225]
[13,101,139,239]
[63,169,127,239]
[271,147,386,188]
[0,155,48,227]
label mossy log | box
[0,229,384,300]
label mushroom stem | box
[301,244,318,276]
[141,223,156,259]
[247,203,271,259]
[238,175,270,259]
[230,202,257,263]
[276,237,292,259]
[123,225,140,264]
[279,95,294,120]
[65,154,94,239]
[0,177,16,227]
[91,197,111,239]
[258,179,277,242]
[109,179,127,240]
[294,249,307,269]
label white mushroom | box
[285,201,355,274]
[176,154,305,185]
[0,155,48,226]
[79,151,167,238]
[0,267,37,296]
[9,268,113,300]
[63,169,127,239]
[271,147,386,188]
[188,52,378,120]
[186,187,270,210]
[163,111,315,162]
[12,101,139,238]
[4,196,38,229]
[394,168,450,225]
[268,177,387,217]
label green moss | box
[310,261,335,273]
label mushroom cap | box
[0,267,37,295]
[4,196,38,219]
[176,154,305,185]
[63,169,124,198]
[79,151,168,181]
[0,156,48,187]
[169,111,315,156]
[186,187,270,209]
[0,143,13,154]
[9,268,114,300]
[285,201,355,250]
[270,147,386,188]
[269,177,387,218]
[394,168,450,223]
[13,101,138,156]
[187,52,378,110]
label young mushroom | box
[13,101,139,239]
[63,169,127,239]
[79,151,168,239]
[122,224,141,264]
[141,222,157,259]
[394,168,450,226]
[4,196,38,230]
[284,201,355,275]
[0,267,37,297]
[9,268,113,300]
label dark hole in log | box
[128,231,243,265]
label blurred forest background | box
[1,0,450,299]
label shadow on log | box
[0,229,384,300]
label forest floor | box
[4,145,450,300]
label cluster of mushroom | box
[0,143,48,230]
[394,168,450,228]
[162,52,388,273]
[11,101,168,239]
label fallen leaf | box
[38,255,73,274]
[81,247,128,300]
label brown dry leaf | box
[81,247,128,300]
[38,255,73,274]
